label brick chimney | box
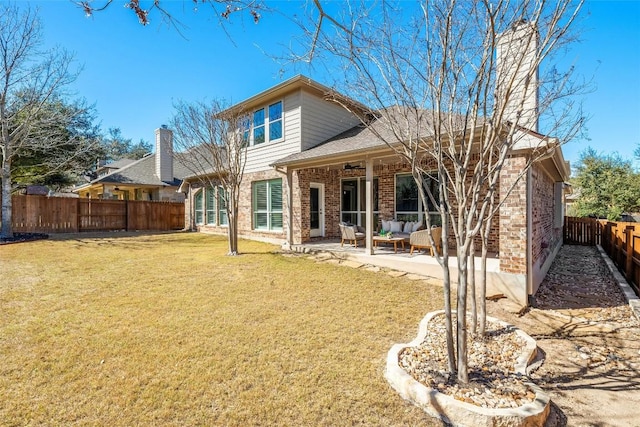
[496,21,539,131]
[155,125,173,183]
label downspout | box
[526,167,533,304]
[286,168,294,249]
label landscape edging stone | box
[385,310,550,427]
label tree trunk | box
[456,246,469,384]
[227,191,239,256]
[1,161,13,239]
[479,230,488,336]
[469,239,477,334]
[441,216,456,374]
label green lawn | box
[0,232,443,426]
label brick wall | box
[499,156,528,274]
[531,162,560,269]
[194,170,289,241]
[297,168,338,241]
[297,160,500,253]
[187,157,518,258]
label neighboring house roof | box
[77,153,191,190]
[175,145,228,181]
[565,188,580,201]
[102,158,137,169]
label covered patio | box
[290,238,508,294]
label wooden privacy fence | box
[6,195,184,233]
[564,216,640,297]
[599,220,640,297]
[563,216,601,245]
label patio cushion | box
[390,221,403,233]
[412,222,423,232]
[381,219,391,232]
[403,221,415,233]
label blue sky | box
[28,1,640,171]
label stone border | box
[596,245,640,321]
[385,310,550,427]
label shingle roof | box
[89,153,191,187]
[272,107,442,167]
[102,158,137,169]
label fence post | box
[626,225,634,280]
[125,200,129,232]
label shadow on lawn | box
[489,244,640,426]
[531,318,640,391]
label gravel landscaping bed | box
[394,244,640,421]
[398,314,536,409]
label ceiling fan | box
[343,163,365,170]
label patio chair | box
[339,223,366,248]
[409,227,442,256]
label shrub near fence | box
[5,195,185,233]
[564,216,640,297]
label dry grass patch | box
[1,232,443,426]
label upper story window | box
[248,100,283,146]
[241,116,251,148]
[253,108,266,144]
[268,101,283,140]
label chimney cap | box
[161,124,168,129]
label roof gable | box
[90,153,191,187]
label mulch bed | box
[0,232,49,245]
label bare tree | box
[299,0,585,383]
[171,99,247,256]
[1,5,94,238]
[74,0,264,28]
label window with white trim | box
[241,116,250,148]
[218,187,228,226]
[341,177,379,226]
[205,187,216,225]
[253,108,265,144]
[395,173,441,225]
[194,190,204,225]
[253,179,283,231]
[195,186,227,226]
[268,101,282,140]
[247,100,283,146]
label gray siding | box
[243,89,360,174]
[300,91,361,151]
[244,91,302,174]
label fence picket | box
[4,195,184,233]
[564,216,639,297]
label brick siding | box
[499,156,528,274]
[531,162,561,269]
[187,156,544,274]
